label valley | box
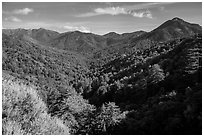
[2,17,202,135]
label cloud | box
[3,8,34,15]
[76,2,175,18]
[122,2,172,11]
[13,8,34,15]
[95,7,127,15]
[77,6,153,19]
[77,7,127,17]
[63,25,91,33]
[129,10,153,18]
[5,16,22,22]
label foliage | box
[89,102,127,134]
[148,64,165,84]
[83,35,202,134]
[2,73,70,135]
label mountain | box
[103,31,146,46]
[3,28,29,39]
[46,17,201,65]
[3,28,59,43]
[2,32,89,89]
[146,17,201,41]
[103,32,121,39]
[2,17,202,66]
[48,31,107,56]
[121,31,147,39]
[30,28,59,43]
[47,30,146,60]
[130,17,202,50]
[24,29,145,60]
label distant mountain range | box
[3,17,202,60]
[3,28,59,42]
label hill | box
[130,17,202,50]
[49,30,146,59]
[81,34,202,134]
[103,32,121,39]
[3,18,201,61]
[48,31,107,57]
[3,28,59,43]
[2,28,146,63]
[146,17,201,41]
[2,33,97,134]
[2,32,90,102]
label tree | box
[93,102,125,134]
[148,64,165,84]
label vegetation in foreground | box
[2,73,70,135]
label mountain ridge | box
[2,17,202,64]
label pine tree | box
[94,102,124,134]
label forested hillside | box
[2,17,202,135]
[80,34,202,134]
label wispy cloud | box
[76,2,174,18]
[122,2,173,11]
[76,7,127,17]
[3,8,34,15]
[5,16,22,22]
[76,6,153,18]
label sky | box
[2,2,202,35]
